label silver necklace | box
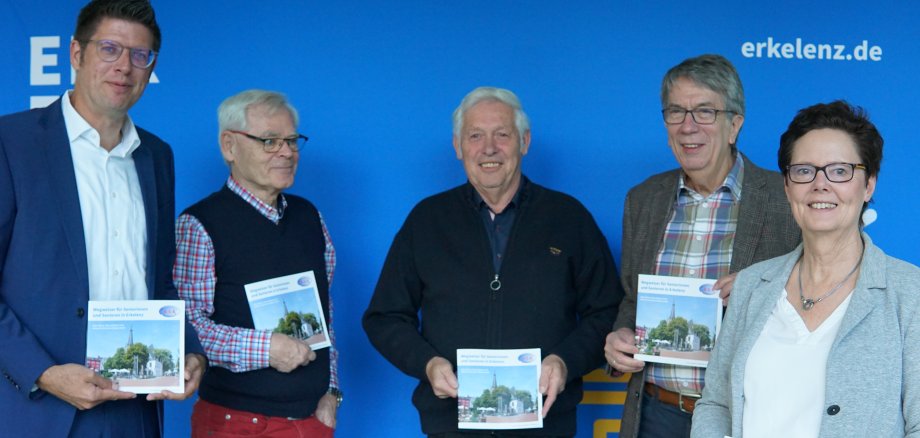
[797,249,863,311]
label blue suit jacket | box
[0,98,202,436]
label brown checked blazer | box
[614,153,801,438]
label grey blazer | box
[691,236,920,437]
[615,154,801,438]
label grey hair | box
[661,54,745,149]
[452,86,530,150]
[217,89,299,143]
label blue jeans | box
[638,388,692,438]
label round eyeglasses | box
[785,163,867,184]
[84,39,157,69]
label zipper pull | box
[490,274,501,291]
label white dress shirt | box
[742,288,852,438]
[61,91,148,301]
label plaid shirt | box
[645,157,743,395]
[174,177,338,390]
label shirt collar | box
[226,176,287,220]
[677,154,744,202]
[61,90,141,158]
[467,175,528,213]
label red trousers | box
[191,398,334,438]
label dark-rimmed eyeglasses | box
[662,107,736,125]
[785,163,867,184]
[84,39,157,69]
[228,130,308,153]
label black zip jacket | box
[364,178,623,436]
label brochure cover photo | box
[244,270,330,350]
[634,274,722,368]
[457,348,543,430]
[85,300,185,394]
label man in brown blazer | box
[603,54,801,438]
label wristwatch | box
[327,387,343,407]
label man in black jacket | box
[363,86,623,437]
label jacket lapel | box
[132,143,157,297]
[731,154,768,272]
[638,174,678,275]
[748,248,799,325]
[39,100,90,293]
[834,237,884,345]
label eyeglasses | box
[228,130,308,153]
[662,107,735,125]
[785,162,867,184]
[84,39,157,69]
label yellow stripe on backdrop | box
[579,369,631,437]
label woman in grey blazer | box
[692,101,920,437]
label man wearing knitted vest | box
[175,90,341,437]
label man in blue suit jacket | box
[0,1,205,436]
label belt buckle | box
[678,391,701,414]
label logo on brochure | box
[699,283,716,295]
[297,276,313,287]
[517,353,536,363]
[158,305,179,317]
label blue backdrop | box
[3,1,918,437]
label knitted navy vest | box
[185,186,330,418]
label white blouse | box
[741,288,852,438]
